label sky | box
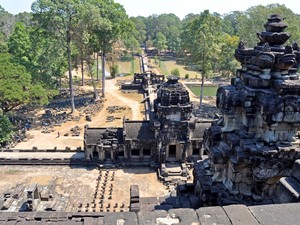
[0,0,299,19]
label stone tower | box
[194,15,300,205]
[153,76,194,163]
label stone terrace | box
[1,203,300,224]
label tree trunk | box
[96,52,99,81]
[199,72,204,110]
[81,52,84,86]
[67,33,75,113]
[101,51,106,98]
[87,55,99,101]
[200,53,206,111]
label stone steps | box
[276,160,300,203]
[279,177,300,198]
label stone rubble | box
[194,15,300,206]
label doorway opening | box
[143,148,151,156]
[131,149,140,157]
[169,145,176,158]
[93,147,99,159]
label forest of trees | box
[0,1,300,145]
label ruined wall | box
[195,15,300,205]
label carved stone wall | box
[195,15,300,205]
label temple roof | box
[85,128,123,145]
[192,122,211,139]
[124,121,155,140]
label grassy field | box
[186,85,218,97]
[118,57,140,75]
[93,56,140,78]
[154,58,202,78]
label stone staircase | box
[276,159,300,203]
[158,163,190,184]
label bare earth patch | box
[0,166,167,212]
[13,78,144,150]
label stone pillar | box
[85,146,92,160]
[99,146,105,161]
[111,149,115,161]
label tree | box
[8,15,66,92]
[110,64,119,78]
[130,17,146,44]
[0,32,7,53]
[14,12,32,27]
[219,34,240,77]
[8,22,31,68]
[133,13,181,55]
[0,6,15,39]
[73,1,104,87]
[93,0,133,97]
[167,25,181,55]
[181,10,222,110]
[32,0,82,113]
[154,32,167,53]
[156,14,181,54]
[236,4,300,47]
[146,39,153,49]
[0,53,48,113]
[145,14,159,42]
[222,11,244,36]
[107,41,123,77]
[124,35,140,55]
[0,115,12,146]
[29,27,67,89]
[171,68,180,77]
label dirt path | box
[147,58,212,104]
[105,79,143,121]
[85,79,144,128]
[13,78,144,150]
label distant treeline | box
[1,2,300,145]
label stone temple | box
[84,75,211,182]
[194,14,300,206]
[3,15,300,224]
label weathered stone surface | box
[103,212,138,225]
[82,217,94,225]
[291,159,300,182]
[137,210,168,225]
[85,75,212,182]
[95,217,104,225]
[249,203,300,225]
[195,15,300,206]
[168,208,199,225]
[223,205,259,225]
[1,204,300,224]
[276,177,300,203]
[196,206,231,225]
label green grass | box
[131,57,141,74]
[159,59,169,75]
[186,85,218,97]
[160,59,202,78]
[118,57,140,76]
[134,57,140,74]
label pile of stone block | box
[194,15,300,206]
[130,185,140,212]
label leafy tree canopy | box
[0,53,48,113]
[0,114,12,146]
[236,4,300,47]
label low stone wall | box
[1,147,83,152]
[1,203,300,224]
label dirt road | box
[13,78,144,150]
